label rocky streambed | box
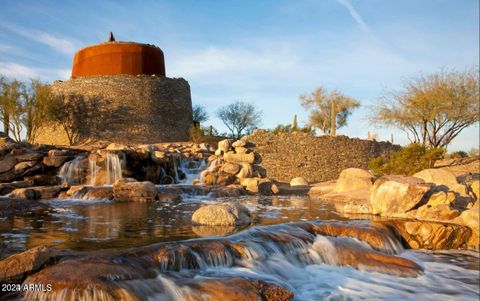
[0,134,479,300]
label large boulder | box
[224,151,255,164]
[413,168,466,195]
[113,178,156,202]
[0,245,54,284]
[240,177,278,195]
[415,204,460,221]
[0,154,18,173]
[218,139,232,153]
[221,162,241,175]
[455,203,479,250]
[192,201,252,226]
[333,168,374,193]
[236,163,254,179]
[290,177,308,186]
[470,180,479,200]
[370,176,432,216]
[42,149,76,167]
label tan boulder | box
[106,143,131,151]
[224,151,255,164]
[218,139,232,153]
[333,168,374,193]
[290,177,309,186]
[191,201,252,226]
[456,204,479,250]
[426,190,457,206]
[236,163,254,179]
[232,140,246,148]
[151,151,166,164]
[221,162,241,175]
[240,177,277,195]
[113,178,156,202]
[370,175,432,216]
[413,168,466,195]
[470,180,479,200]
[234,146,248,154]
[8,188,37,200]
[415,204,460,221]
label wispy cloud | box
[0,22,78,56]
[0,61,70,80]
[336,0,370,33]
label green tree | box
[371,68,479,148]
[216,101,262,139]
[192,104,209,125]
[22,80,54,143]
[300,87,360,136]
[0,77,23,140]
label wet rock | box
[159,175,175,184]
[224,151,255,164]
[192,201,252,226]
[8,188,38,200]
[387,220,471,250]
[210,185,247,198]
[216,172,237,186]
[13,160,40,175]
[218,139,232,153]
[113,178,156,202]
[370,176,432,216]
[333,168,374,193]
[31,186,63,199]
[0,245,54,284]
[42,150,73,168]
[192,225,237,237]
[24,174,60,186]
[157,192,182,202]
[221,162,241,175]
[13,150,43,162]
[290,177,309,186]
[70,186,113,200]
[0,180,33,195]
[184,278,293,301]
[240,177,278,195]
[308,181,336,196]
[0,154,17,173]
[413,168,467,195]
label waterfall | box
[105,152,122,184]
[87,152,122,186]
[178,157,207,185]
[89,156,98,186]
[58,156,85,185]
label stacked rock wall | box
[34,75,192,145]
[245,130,400,183]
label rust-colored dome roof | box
[71,37,165,77]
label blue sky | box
[0,0,478,150]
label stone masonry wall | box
[245,130,400,183]
[34,75,192,145]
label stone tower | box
[34,33,192,145]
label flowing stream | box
[3,156,478,300]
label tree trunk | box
[330,102,336,136]
[3,115,9,136]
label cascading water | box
[88,156,98,186]
[58,156,85,185]
[21,221,479,301]
[105,152,122,184]
[177,157,207,185]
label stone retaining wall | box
[34,75,192,145]
[245,130,400,183]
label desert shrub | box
[368,143,445,176]
[189,125,204,143]
[468,148,480,157]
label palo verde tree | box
[0,77,23,140]
[300,87,360,136]
[22,80,54,143]
[216,101,262,139]
[371,68,479,148]
[192,104,209,126]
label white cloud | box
[0,22,78,56]
[336,0,371,33]
[0,61,70,81]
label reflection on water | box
[0,195,345,258]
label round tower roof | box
[71,33,166,78]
